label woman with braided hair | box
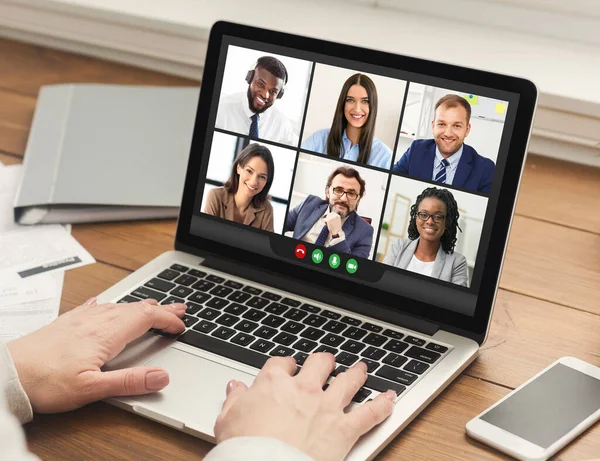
[383,187,469,286]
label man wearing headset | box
[216,56,298,146]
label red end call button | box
[295,244,307,259]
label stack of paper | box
[0,163,95,341]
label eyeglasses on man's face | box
[416,211,446,223]
[330,186,359,201]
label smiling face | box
[236,156,269,199]
[344,84,370,130]
[415,197,447,242]
[246,67,284,114]
[432,104,471,157]
[325,174,361,218]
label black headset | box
[245,58,288,100]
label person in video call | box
[204,143,275,232]
[284,166,373,259]
[383,187,468,286]
[215,55,298,146]
[1,298,395,461]
[302,73,392,169]
[392,94,495,194]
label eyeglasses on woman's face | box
[416,211,445,223]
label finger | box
[296,352,335,386]
[82,367,171,402]
[326,361,368,408]
[160,302,187,317]
[145,298,159,305]
[84,297,98,306]
[345,391,395,436]
[220,379,249,415]
[256,356,297,383]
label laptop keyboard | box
[118,263,452,404]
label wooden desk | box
[1,37,599,460]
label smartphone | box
[466,357,600,461]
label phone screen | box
[481,363,600,448]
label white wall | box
[302,63,406,150]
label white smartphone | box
[466,357,600,461]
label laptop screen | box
[183,27,529,330]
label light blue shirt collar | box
[435,144,463,169]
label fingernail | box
[384,390,397,401]
[84,297,97,306]
[356,361,368,372]
[174,304,187,311]
[227,380,238,392]
[146,371,169,390]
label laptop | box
[99,21,537,460]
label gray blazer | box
[382,238,469,287]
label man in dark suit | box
[392,94,495,194]
[285,166,373,259]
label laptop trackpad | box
[132,347,255,437]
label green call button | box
[346,259,358,274]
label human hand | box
[7,298,186,413]
[215,353,396,461]
[324,212,343,236]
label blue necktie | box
[249,114,259,139]
[435,159,450,184]
[314,224,330,247]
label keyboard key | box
[300,327,325,341]
[363,333,387,347]
[362,322,383,333]
[242,286,262,295]
[262,315,285,328]
[182,315,198,328]
[161,296,184,305]
[206,275,225,284]
[304,314,327,328]
[315,345,338,355]
[234,319,258,333]
[191,280,215,292]
[118,295,140,303]
[340,339,365,354]
[404,335,426,347]
[359,358,380,373]
[293,351,309,365]
[185,302,203,315]
[382,353,408,368]
[281,298,301,307]
[243,309,267,322]
[284,308,308,321]
[300,303,320,313]
[362,346,386,361]
[228,291,252,303]
[187,269,206,278]
[206,298,229,309]
[145,278,176,292]
[323,320,347,334]
[273,332,296,346]
[376,366,418,386]
[254,325,278,339]
[405,346,442,364]
[170,286,193,298]
[250,339,275,353]
[246,297,270,309]
[270,345,295,357]
[170,264,189,272]
[188,291,211,304]
[210,285,234,298]
[157,269,179,281]
[336,351,358,366]
[321,310,341,320]
[352,387,372,403]
[281,320,305,335]
[293,338,318,353]
[231,333,255,347]
[364,375,406,396]
[264,302,287,315]
[215,313,239,327]
[343,327,367,341]
[384,339,409,354]
[198,307,221,321]
[426,343,448,354]
[404,360,430,375]
[225,303,248,316]
[383,329,404,340]
[262,291,282,301]
[341,316,361,326]
[193,320,217,334]
[332,365,348,376]
[178,330,268,369]
[212,326,236,340]
[321,334,344,347]
[174,274,198,287]
[223,280,243,290]
[131,287,167,302]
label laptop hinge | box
[200,253,440,337]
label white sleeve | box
[204,437,314,461]
[0,342,39,461]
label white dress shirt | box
[302,210,348,247]
[215,92,298,146]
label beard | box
[247,87,273,114]
[329,201,350,219]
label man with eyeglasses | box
[284,166,373,258]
